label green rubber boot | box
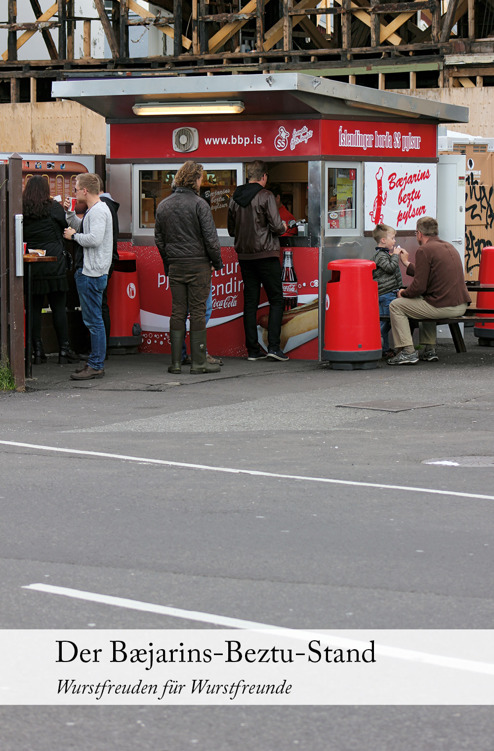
[190,330,220,374]
[168,328,185,374]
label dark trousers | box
[169,263,211,332]
[31,291,69,347]
[239,257,283,353]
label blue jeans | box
[182,284,213,359]
[379,290,397,352]
[75,269,108,370]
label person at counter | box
[21,176,79,366]
[270,184,297,237]
[387,216,471,366]
[228,161,288,362]
[154,160,223,375]
[63,173,113,380]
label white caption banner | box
[1,630,494,705]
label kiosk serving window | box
[133,163,243,236]
[325,163,361,235]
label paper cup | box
[70,197,77,211]
[23,242,27,254]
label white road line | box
[23,583,494,676]
[1,439,493,501]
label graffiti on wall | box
[465,167,494,276]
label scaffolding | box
[0,1,492,95]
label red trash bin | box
[322,259,381,369]
[106,250,142,350]
[474,246,494,346]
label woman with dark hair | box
[22,175,78,364]
[154,161,223,374]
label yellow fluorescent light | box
[132,101,245,116]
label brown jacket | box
[403,236,471,308]
[227,183,285,260]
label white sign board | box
[364,162,437,231]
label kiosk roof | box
[52,72,468,124]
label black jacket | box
[23,199,68,293]
[154,187,222,274]
[227,183,285,260]
[99,193,120,264]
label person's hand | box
[281,221,287,232]
[399,248,409,265]
[393,245,402,255]
[397,288,405,298]
[63,227,76,240]
[63,197,72,211]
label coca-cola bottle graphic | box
[282,250,298,310]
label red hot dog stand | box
[52,73,468,361]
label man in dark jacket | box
[388,216,471,365]
[155,160,222,375]
[228,161,288,361]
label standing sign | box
[364,162,437,231]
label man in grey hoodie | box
[64,173,113,380]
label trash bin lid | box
[328,259,375,271]
[117,250,137,261]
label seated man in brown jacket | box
[388,216,471,365]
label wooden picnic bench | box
[380,282,494,354]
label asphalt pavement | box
[1,326,494,750]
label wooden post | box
[174,0,183,57]
[67,0,74,60]
[7,154,25,391]
[119,0,129,59]
[341,0,351,59]
[8,0,17,62]
[0,163,8,363]
[192,0,199,54]
[199,0,207,55]
[283,0,293,53]
[255,0,265,52]
[468,0,474,40]
[370,0,379,48]
[59,0,67,60]
[10,78,19,104]
[83,20,91,58]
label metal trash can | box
[474,246,494,346]
[322,259,381,369]
[107,250,142,351]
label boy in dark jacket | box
[372,223,403,357]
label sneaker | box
[267,348,289,362]
[70,365,105,380]
[247,349,267,361]
[419,348,439,362]
[387,350,419,366]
